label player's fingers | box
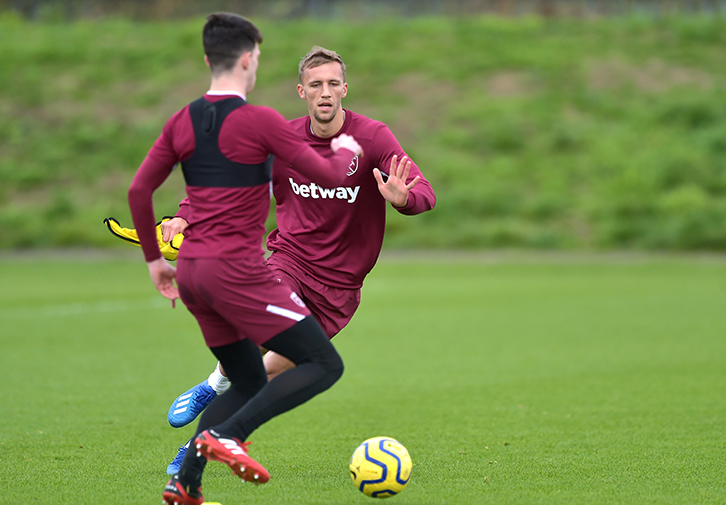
[391,156,403,178]
[388,155,398,175]
[166,223,182,242]
[162,222,176,242]
[372,168,384,185]
[405,175,421,190]
[160,283,179,299]
[395,157,410,181]
[160,286,178,307]
[400,159,412,180]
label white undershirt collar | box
[206,90,247,101]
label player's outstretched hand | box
[147,257,180,308]
[373,155,420,208]
[331,133,363,157]
[161,217,189,243]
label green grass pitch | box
[1,252,725,504]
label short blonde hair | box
[298,46,346,83]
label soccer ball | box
[349,437,412,498]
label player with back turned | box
[161,46,436,474]
[126,14,363,505]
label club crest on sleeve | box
[347,156,359,176]
[290,291,306,308]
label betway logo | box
[289,178,360,203]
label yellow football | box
[349,437,412,498]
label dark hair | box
[203,13,263,74]
[299,46,346,83]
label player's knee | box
[264,316,344,378]
[324,346,344,375]
[311,340,344,379]
[285,333,344,381]
[329,357,344,384]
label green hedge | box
[2,13,726,250]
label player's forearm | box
[292,147,355,188]
[128,184,163,263]
[128,157,173,262]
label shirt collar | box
[206,90,247,101]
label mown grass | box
[2,14,726,250]
[0,252,725,504]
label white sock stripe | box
[266,304,306,322]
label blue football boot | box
[166,438,191,475]
[168,380,216,428]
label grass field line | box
[0,297,168,319]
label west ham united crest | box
[347,156,359,176]
[290,291,306,308]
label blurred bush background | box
[2,0,726,250]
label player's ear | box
[297,83,306,99]
[342,83,348,98]
[204,54,210,68]
[242,52,251,69]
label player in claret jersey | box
[126,15,363,505]
[162,46,436,474]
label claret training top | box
[266,110,436,289]
[128,93,358,266]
